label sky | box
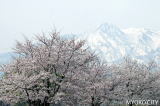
[0,0,160,53]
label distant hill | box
[0,52,15,75]
[0,52,14,64]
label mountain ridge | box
[0,23,160,64]
[76,23,160,63]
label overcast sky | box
[0,0,160,53]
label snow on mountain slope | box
[77,23,160,63]
[0,23,160,64]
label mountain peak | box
[96,23,124,37]
[97,23,121,33]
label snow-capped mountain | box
[1,23,160,64]
[76,23,160,63]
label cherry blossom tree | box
[0,31,160,106]
[0,31,96,106]
[114,58,160,106]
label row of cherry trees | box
[0,31,160,106]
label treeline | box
[0,31,160,106]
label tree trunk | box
[42,96,50,106]
[43,102,50,106]
[91,103,101,106]
[129,102,132,106]
[28,100,43,106]
[90,96,102,106]
[27,100,32,106]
